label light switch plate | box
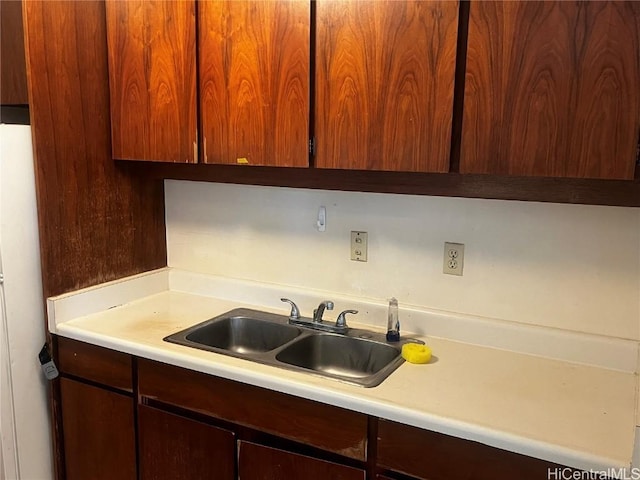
[351,231,368,262]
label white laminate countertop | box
[48,269,638,472]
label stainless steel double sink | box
[164,308,422,388]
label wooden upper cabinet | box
[461,1,640,179]
[315,1,459,172]
[199,1,310,167]
[105,0,197,163]
[0,0,28,105]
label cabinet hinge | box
[636,131,640,166]
[309,137,316,156]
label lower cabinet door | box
[60,378,136,480]
[238,441,366,480]
[138,404,235,480]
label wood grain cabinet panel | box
[60,378,136,480]
[57,336,132,392]
[315,1,459,172]
[105,0,197,163]
[239,441,365,480]
[377,419,567,480]
[199,1,310,167]
[138,405,235,480]
[138,358,368,461]
[0,0,28,105]
[23,0,167,299]
[461,1,640,179]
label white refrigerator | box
[0,123,53,479]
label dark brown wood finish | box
[448,0,471,173]
[57,337,133,392]
[239,441,366,480]
[60,378,136,480]
[199,1,309,167]
[105,0,197,163]
[23,3,167,476]
[315,1,459,172]
[51,339,584,479]
[0,0,28,105]
[22,0,166,299]
[462,1,640,179]
[129,161,640,207]
[138,404,235,480]
[0,105,29,125]
[377,419,567,480]
[138,358,369,461]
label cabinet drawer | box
[138,358,368,461]
[377,419,564,480]
[238,441,365,480]
[57,336,133,392]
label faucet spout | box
[313,301,334,323]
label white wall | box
[0,124,53,480]
[166,180,640,341]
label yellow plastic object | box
[402,343,432,364]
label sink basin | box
[164,308,421,388]
[185,316,301,354]
[276,334,403,387]
[165,309,302,354]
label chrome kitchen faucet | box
[280,298,357,334]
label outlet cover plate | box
[443,242,464,275]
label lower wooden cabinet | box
[54,338,584,480]
[138,404,235,480]
[377,419,566,480]
[57,336,132,392]
[238,441,365,480]
[137,358,368,461]
[60,378,136,480]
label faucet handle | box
[280,298,300,320]
[336,310,358,329]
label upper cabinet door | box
[461,1,640,179]
[315,1,459,172]
[200,1,310,167]
[105,0,197,163]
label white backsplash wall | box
[165,180,640,341]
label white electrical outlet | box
[443,242,464,275]
[351,231,368,262]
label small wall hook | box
[317,206,326,232]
